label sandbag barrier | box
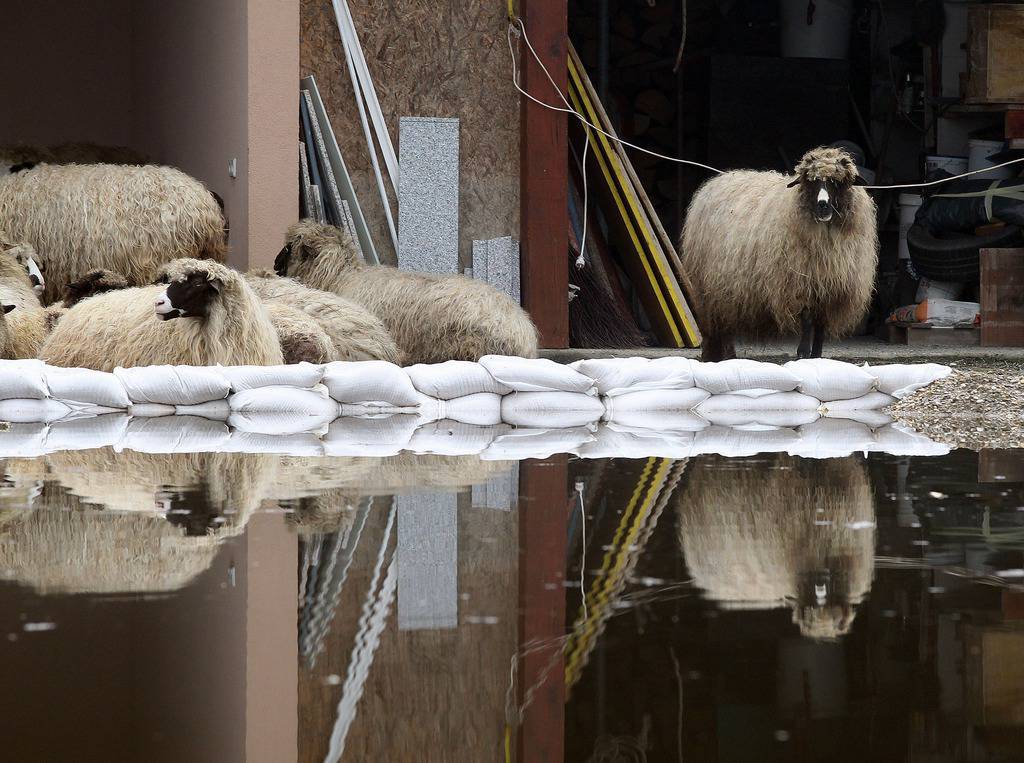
[0,357,951,459]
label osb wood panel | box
[301,0,520,268]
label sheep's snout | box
[814,187,833,223]
[154,291,182,321]
[26,257,44,295]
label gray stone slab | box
[471,463,518,511]
[396,491,458,630]
[303,89,346,229]
[398,117,459,274]
[310,184,326,225]
[340,200,364,261]
[472,237,521,304]
[299,142,315,221]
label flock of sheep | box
[0,160,540,371]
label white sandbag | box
[574,425,696,459]
[45,414,130,452]
[569,356,696,396]
[0,398,72,423]
[823,408,893,429]
[691,359,800,395]
[784,359,876,401]
[819,392,896,414]
[411,392,446,424]
[44,366,131,408]
[444,393,504,427]
[128,403,177,417]
[322,414,420,457]
[789,418,875,459]
[221,430,325,456]
[228,386,338,435]
[500,391,606,428]
[175,400,232,421]
[695,391,821,428]
[407,420,505,456]
[603,388,710,430]
[479,355,597,395]
[219,362,324,392]
[0,422,48,458]
[114,365,230,406]
[405,360,511,399]
[692,425,800,457]
[118,415,231,454]
[871,424,950,456]
[322,360,420,406]
[0,359,48,400]
[865,363,951,398]
[481,427,596,460]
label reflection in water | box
[676,454,875,639]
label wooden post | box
[519,0,569,348]
[981,248,1024,347]
[517,456,569,762]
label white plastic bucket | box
[898,194,922,261]
[924,155,968,177]
[780,0,853,60]
[967,138,1012,180]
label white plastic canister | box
[967,138,1012,180]
[924,155,968,177]
[898,193,923,260]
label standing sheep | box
[675,454,875,639]
[247,270,403,363]
[0,240,47,357]
[274,220,539,364]
[39,258,283,370]
[680,147,878,361]
[0,163,227,303]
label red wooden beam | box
[517,456,569,763]
[519,0,569,348]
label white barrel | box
[898,193,923,260]
[924,155,968,177]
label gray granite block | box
[471,463,518,511]
[398,117,459,274]
[472,237,521,304]
[396,491,458,630]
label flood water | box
[2,446,1023,762]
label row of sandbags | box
[0,357,951,430]
[0,415,948,461]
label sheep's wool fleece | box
[0,163,227,303]
[680,162,878,338]
[282,221,539,364]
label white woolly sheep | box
[246,270,403,364]
[680,147,878,361]
[0,163,227,303]
[39,258,283,370]
[1,141,149,174]
[274,220,539,364]
[0,238,47,357]
[264,301,337,364]
[44,269,134,333]
[676,454,875,639]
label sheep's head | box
[275,219,361,280]
[62,269,129,308]
[787,147,863,226]
[0,239,45,297]
[0,304,14,359]
[153,262,226,321]
[792,566,859,639]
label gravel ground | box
[887,362,1024,450]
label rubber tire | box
[907,223,1023,282]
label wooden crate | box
[981,248,1024,346]
[888,323,981,346]
[967,5,1024,104]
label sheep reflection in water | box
[676,454,875,639]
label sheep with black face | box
[274,220,539,364]
[39,258,283,370]
[0,237,47,357]
[680,147,878,361]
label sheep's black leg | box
[701,333,724,362]
[811,319,826,358]
[797,312,813,359]
[721,336,737,360]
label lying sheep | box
[247,270,402,363]
[274,220,539,364]
[0,239,47,357]
[264,301,336,364]
[680,147,878,361]
[44,269,132,332]
[39,258,283,370]
[676,454,875,639]
[0,163,227,303]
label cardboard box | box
[967,5,1024,104]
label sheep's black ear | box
[2,304,15,314]
[852,175,868,186]
[786,178,801,188]
[207,277,224,295]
